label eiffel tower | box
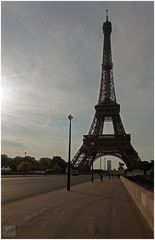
[72,11,141,169]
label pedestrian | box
[100,173,103,182]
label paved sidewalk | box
[2,177,153,239]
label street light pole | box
[67,114,73,191]
[100,157,102,173]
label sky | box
[1,1,154,169]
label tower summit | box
[71,12,141,169]
[103,9,112,33]
[106,9,108,21]
[100,9,115,104]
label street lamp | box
[67,114,73,191]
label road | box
[2,175,96,203]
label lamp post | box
[100,157,102,173]
[67,114,73,191]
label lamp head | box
[68,114,73,120]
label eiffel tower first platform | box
[71,11,141,169]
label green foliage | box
[1,153,67,172]
[39,158,51,169]
[128,161,152,172]
[13,156,25,167]
[1,154,15,170]
[51,156,67,170]
[1,154,38,171]
[139,161,151,171]
[1,154,9,167]
[25,156,36,163]
[17,162,32,171]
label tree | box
[39,158,51,170]
[1,154,15,170]
[25,156,36,163]
[24,156,38,170]
[30,160,40,170]
[50,156,67,172]
[13,156,24,165]
[1,154,9,167]
[139,161,152,176]
[128,161,152,176]
[17,162,32,171]
[12,156,26,171]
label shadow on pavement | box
[71,190,134,203]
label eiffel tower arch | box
[71,11,141,170]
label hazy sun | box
[1,84,12,104]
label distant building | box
[104,159,106,170]
[107,160,111,171]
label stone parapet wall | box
[120,176,154,231]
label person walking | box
[100,172,103,182]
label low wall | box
[120,176,154,231]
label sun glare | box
[1,84,12,104]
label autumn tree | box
[17,162,33,171]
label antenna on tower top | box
[106,9,108,22]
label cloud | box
[1,2,153,165]
[2,140,25,148]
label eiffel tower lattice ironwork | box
[71,11,142,169]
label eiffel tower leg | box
[112,115,126,135]
[72,142,97,170]
[88,115,105,135]
[72,145,92,170]
[88,116,96,135]
[71,145,86,167]
[119,144,141,168]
